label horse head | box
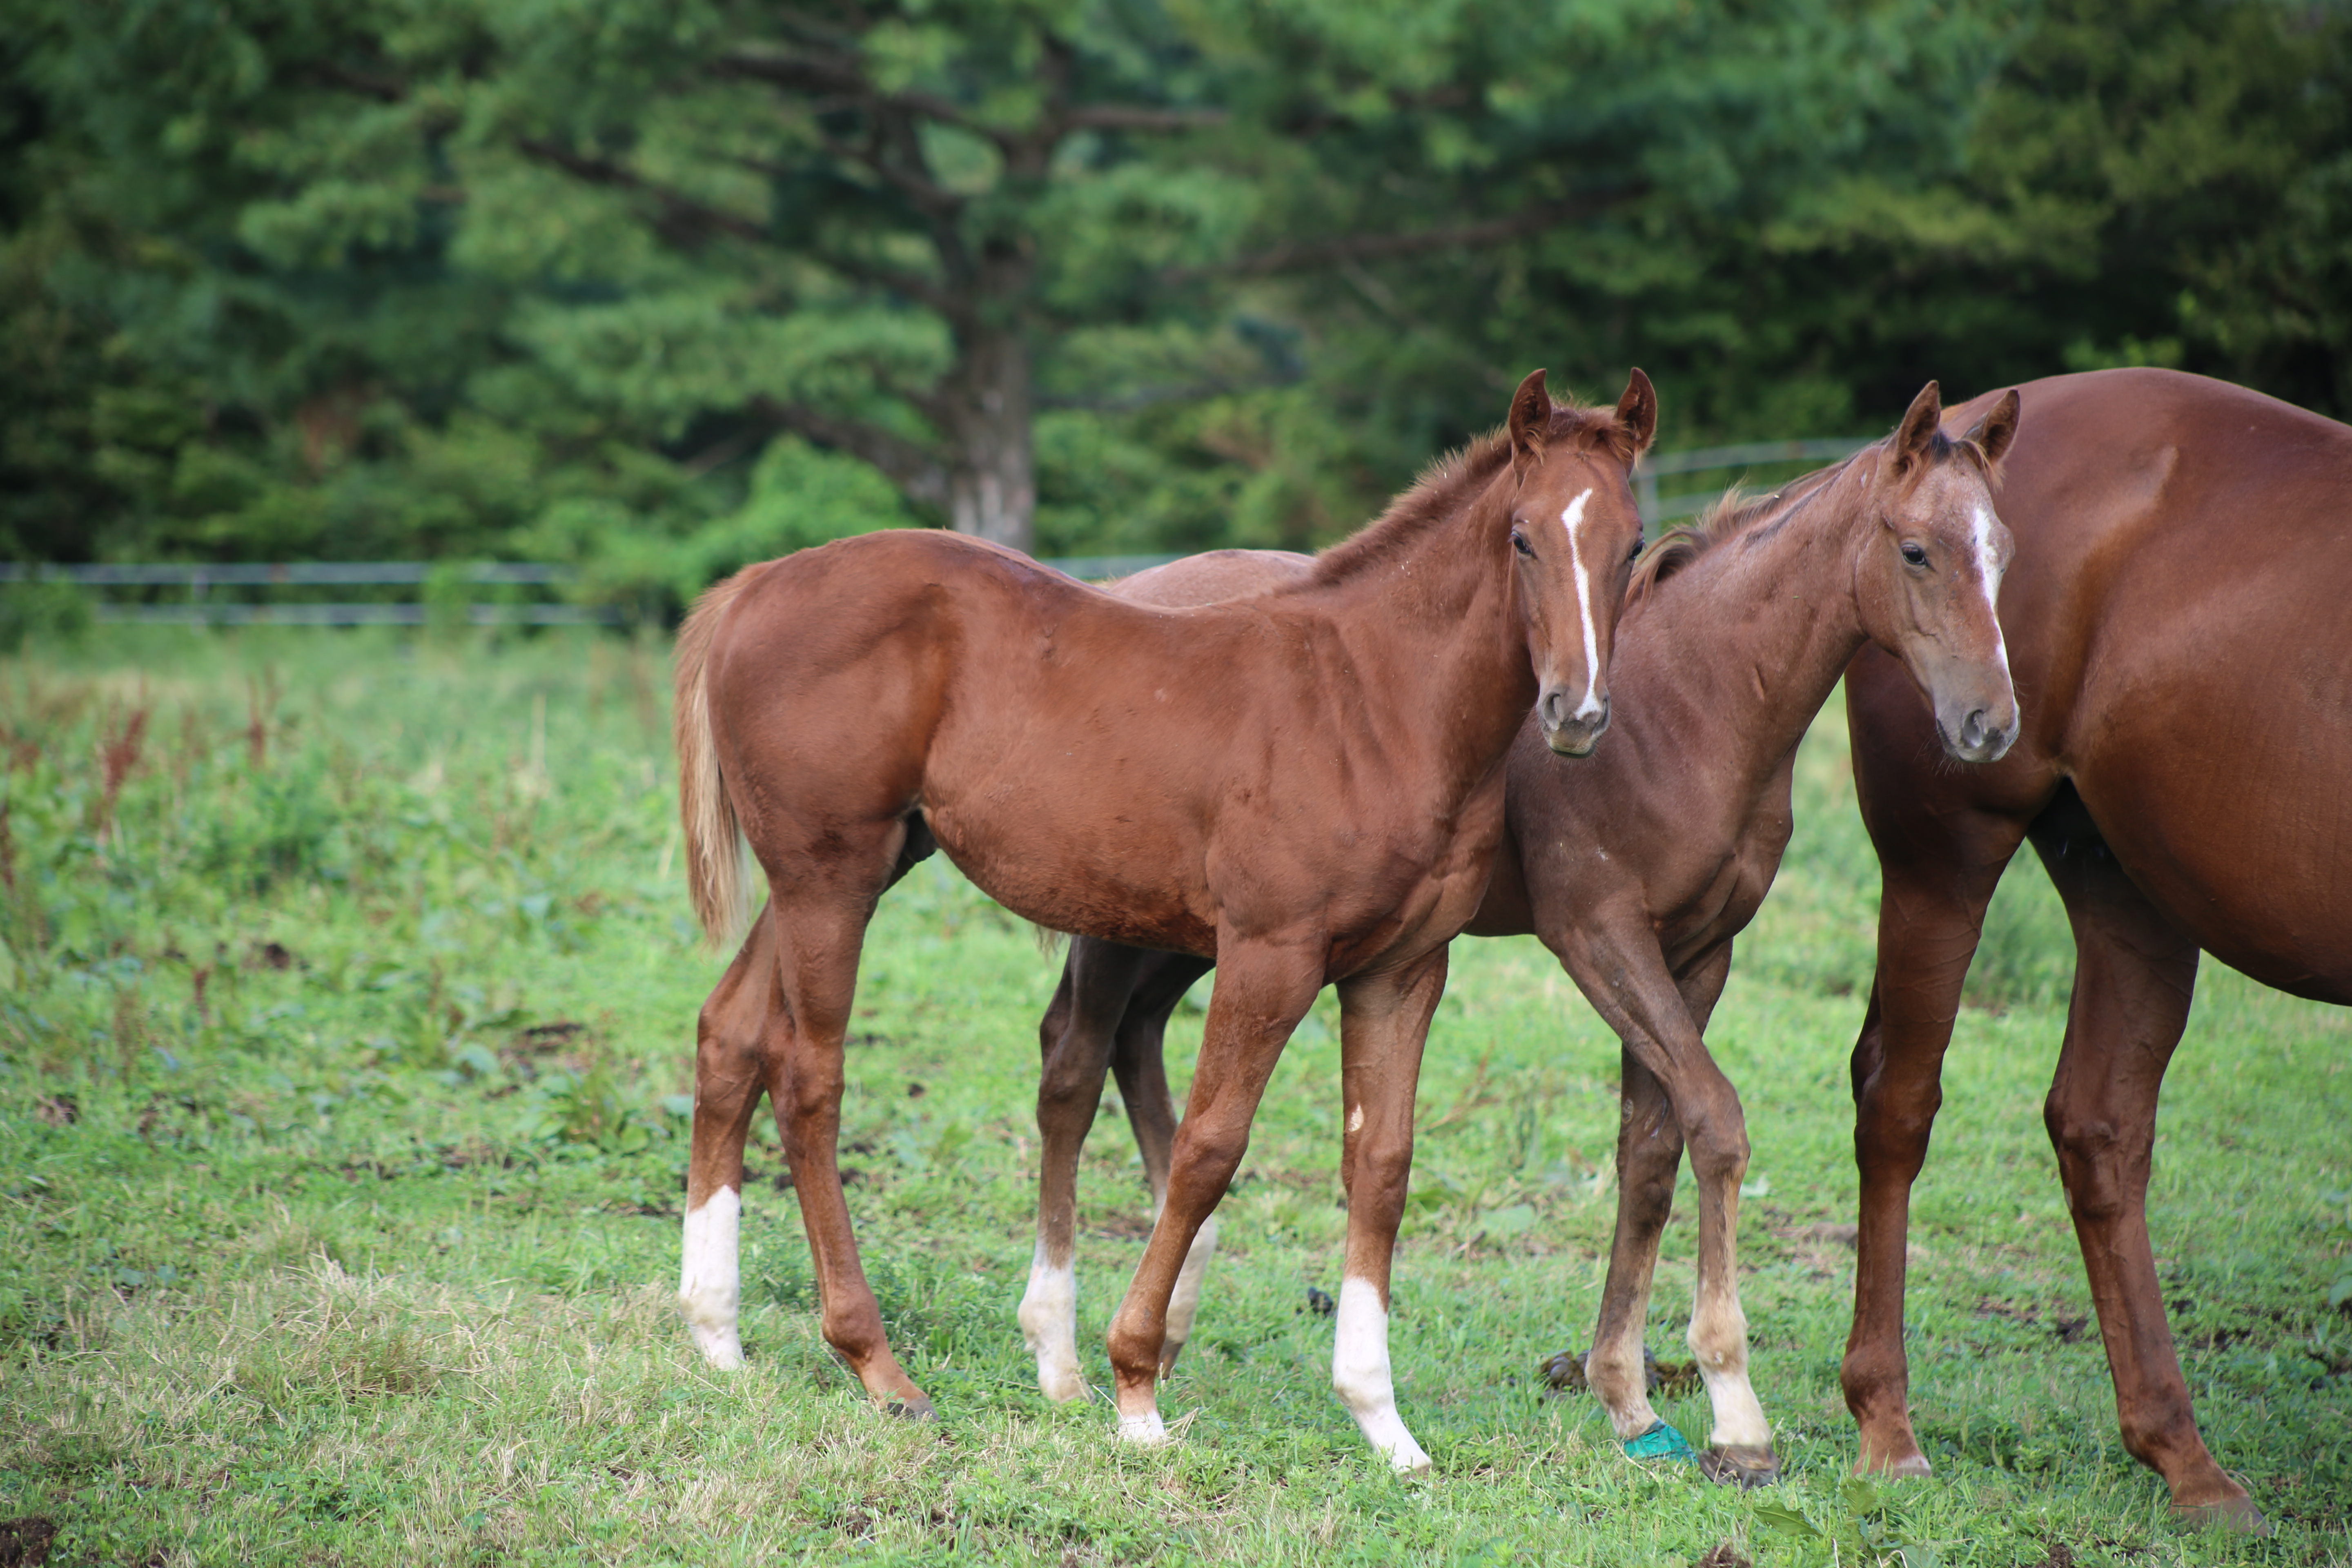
[1505,367,1656,756]
[1853,381,2023,764]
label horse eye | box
[1900,542,1929,568]
[1626,536,1643,564]
[1512,531,1534,557]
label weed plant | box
[0,630,2345,1566]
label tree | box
[4,0,2022,565]
[15,0,2337,579]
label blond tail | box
[673,568,763,949]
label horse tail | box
[675,568,761,949]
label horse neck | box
[1633,462,1877,783]
[1304,479,1534,784]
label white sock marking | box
[1016,1241,1084,1402]
[1561,490,1603,719]
[1697,1360,1773,1449]
[1332,1276,1433,1472]
[1690,1310,1772,1450]
[1117,1408,1169,1445]
[678,1187,744,1369]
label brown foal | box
[673,371,1655,1464]
[1010,383,2022,1481]
[1840,368,2352,1532]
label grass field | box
[2,630,2346,1567]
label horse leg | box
[1020,939,1149,1403]
[765,889,930,1416]
[1326,948,1450,1471]
[1842,809,2024,1476]
[1110,950,1217,1374]
[679,907,779,1368]
[1658,942,1778,1485]
[2028,806,2261,1531]
[1679,1062,1775,1487]
[1563,931,1773,1481]
[1104,940,1322,1443]
[1584,1047,1683,1446]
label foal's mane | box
[1310,403,1639,585]
[1624,420,2004,605]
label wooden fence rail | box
[1633,436,1873,523]
[0,561,610,626]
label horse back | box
[700,530,1472,964]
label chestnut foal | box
[1013,383,2022,1483]
[674,371,1654,1465]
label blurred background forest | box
[2,0,2346,618]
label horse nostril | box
[1960,709,1988,751]
[1542,690,1571,731]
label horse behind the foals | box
[671,370,1655,1466]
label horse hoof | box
[884,1394,936,1421]
[1697,1445,1779,1489]
[1622,1419,1697,1463]
[1158,1338,1187,1378]
[2172,1496,2269,1536]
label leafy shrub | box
[196,766,345,893]
[0,579,92,653]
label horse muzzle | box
[1541,688,1610,757]
[1940,697,2019,765]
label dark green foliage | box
[0,579,91,653]
[4,1,2341,591]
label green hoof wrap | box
[1623,1419,1697,1462]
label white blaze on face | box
[1017,1239,1084,1403]
[1560,490,1603,719]
[678,1186,744,1370]
[1971,504,2012,668]
[1331,1276,1434,1472]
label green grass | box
[1,629,2346,1567]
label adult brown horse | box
[672,370,1656,1466]
[1840,368,2352,1532]
[1006,382,2022,1482]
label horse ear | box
[1508,369,1550,477]
[1885,381,1942,478]
[1962,388,2021,467]
[1614,368,1657,456]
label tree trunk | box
[942,324,1035,553]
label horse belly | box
[919,774,1219,957]
[2069,590,2352,1002]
